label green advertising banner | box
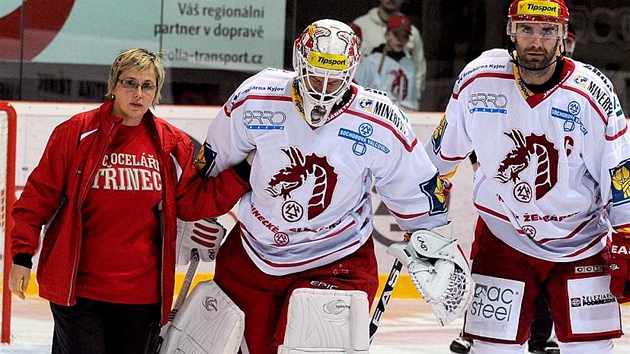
[0,0,285,71]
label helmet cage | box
[295,54,356,124]
[292,20,360,127]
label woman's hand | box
[9,264,31,300]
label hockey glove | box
[388,223,474,326]
[176,218,226,265]
[609,230,630,303]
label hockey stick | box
[369,257,403,343]
[155,248,200,352]
[170,248,200,320]
[369,232,411,344]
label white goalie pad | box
[388,222,474,326]
[159,280,244,354]
[278,288,369,354]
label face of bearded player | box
[512,22,562,71]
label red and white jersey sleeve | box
[425,49,630,262]
[204,68,447,275]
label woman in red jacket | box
[7,48,250,354]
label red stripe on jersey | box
[319,220,356,240]
[239,223,361,268]
[453,73,515,100]
[607,124,628,141]
[538,214,598,244]
[563,232,607,258]
[347,108,418,152]
[389,208,428,220]
[225,94,293,117]
[439,151,467,162]
[474,202,511,222]
[560,84,609,127]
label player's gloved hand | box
[609,231,630,302]
[176,218,226,265]
[387,222,474,326]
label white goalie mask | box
[292,19,361,127]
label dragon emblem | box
[495,129,558,200]
[390,69,409,101]
[265,146,338,220]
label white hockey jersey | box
[354,51,419,111]
[426,49,630,263]
[203,68,447,276]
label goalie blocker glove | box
[388,222,474,326]
[609,230,630,303]
[176,218,227,265]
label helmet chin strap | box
[511,52,562,72]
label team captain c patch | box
[610,158,630,206]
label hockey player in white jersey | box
[192,19,473,354]
[425,0,627,353]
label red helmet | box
[507,0,569,38]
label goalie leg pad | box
[558,339,613,354]
[277,288,369,354]
[159,280,244,354]
[470,340,525,354]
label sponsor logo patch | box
[587,81,615,117]
[551,102,587,135]
[338,123,389,156]
[468,92,508,114]
[517,1,560,17]
[430,114,447,154]
[610,159,630,206]
[574,265,604,274]
[244,110,287,130]
[358,97,374,111]
[465,274,524,341]
[419,173,448,215]
[370,101,408,135]
[193,143,217,178]
[308,52,349,70]
[567,276,621,334]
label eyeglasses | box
[117,78,157,93]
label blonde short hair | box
[106,48,165,106]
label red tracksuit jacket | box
[10,100,248,324]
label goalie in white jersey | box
[192,19,473,354]
[425,0,627,353]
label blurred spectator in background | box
[564,22,577,58]
[352,0,426,109]
[354,14,419,111]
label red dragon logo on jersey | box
[390,69,409,101]
[265,146,338,220]
[495,129,558,201]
